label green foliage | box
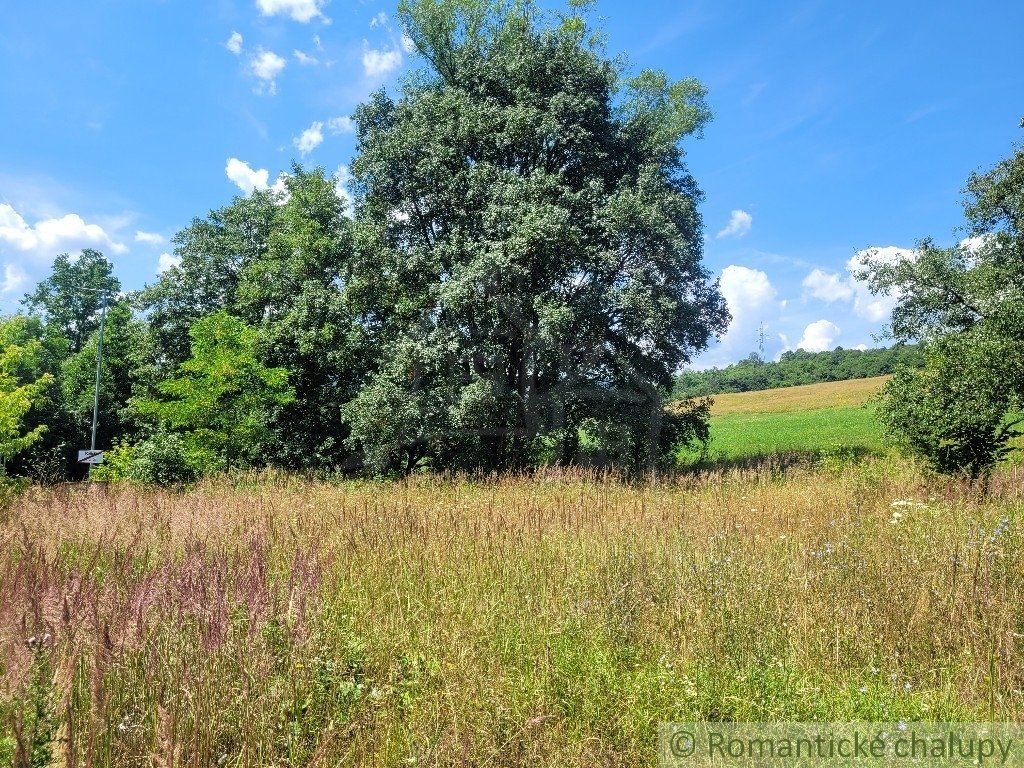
[878,340,1022,479]
[8,639,56,768]
[0,321,54,465]
[135,311,294,470]
[22,249,120,353]
[141,168,364,469]
[347,0,725,474]
[862,142,1024,477]
[90,429,202,485]
[59,300,145,451]
[676,345,923,398]
[10,2,724,481]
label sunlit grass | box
[2,461,1023,766]
[708,376,888,416]
[701,404,884,461]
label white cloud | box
[157,253,181,274]
[362,45,402,78]
[0,202,127,262]
[720,265,776,320]
[801,246,916,324]
[401,33,416,54]
[798,319,841,352]
[1,262,28,294]
[294,122,324,155]
[293,49,319,65]
[225,158,271,195]
[226,31,244,55]
[854,343,868,351]
[847,246,915,322]
[802,268,854,303]
[225,158,291,200]
[715,265,777,356]
[370,11,388,27]
[134,230,164,245]
[716,209,752,239]
[326,115,354,134]
[960,235,988,253]
[313,35,323,51]
[255,0,327,23]
[250,49,286,95]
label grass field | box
[4,375,1023,766]
[681,377,889,465]
[2,459,1024,766]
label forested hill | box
[675,345,923,398]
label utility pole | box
[90,290,109,453]
[76,286,113,476]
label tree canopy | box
[345,0,726,473]
[1,0,726,480]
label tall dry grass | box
[2,459,1023,766]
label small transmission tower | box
[758,322,766,359]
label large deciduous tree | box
[22,250,120,354]
[860,141,1024,478]
[344,0,727,474]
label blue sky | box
[1,0,1021,367]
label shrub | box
[91,430,204,485]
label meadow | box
[681,377,888,465]
[2,453,1023,766]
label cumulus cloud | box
[225,158,270,195]
[716,209,752,239]
[225,158,289,199]
[370,11,388,27]
[847,246,915,322]
[802,268,854,303]
[719,265,776,346]
[802,246,916,323]
[294,122,324,155]
[250,49,286,94]
[293,49,318,65]
[0,202,127,263]
[135,230,164,245]
[291,116,353,156]
[960,233,996,259]
[226,31,243,55]
[157,253,181,274]
[1,262,28,294]
[362,45,401,78]
[255,0,327,23]
[798,319,841,352]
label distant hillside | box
[709,376,888,415]
[675,345,922,398]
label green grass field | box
[680,377,889,465]
[704,404,883,460]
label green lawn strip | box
[679,404,884,463]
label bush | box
[91,430,204,485]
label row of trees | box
[675,345,924,399]
[0,0,728,481]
